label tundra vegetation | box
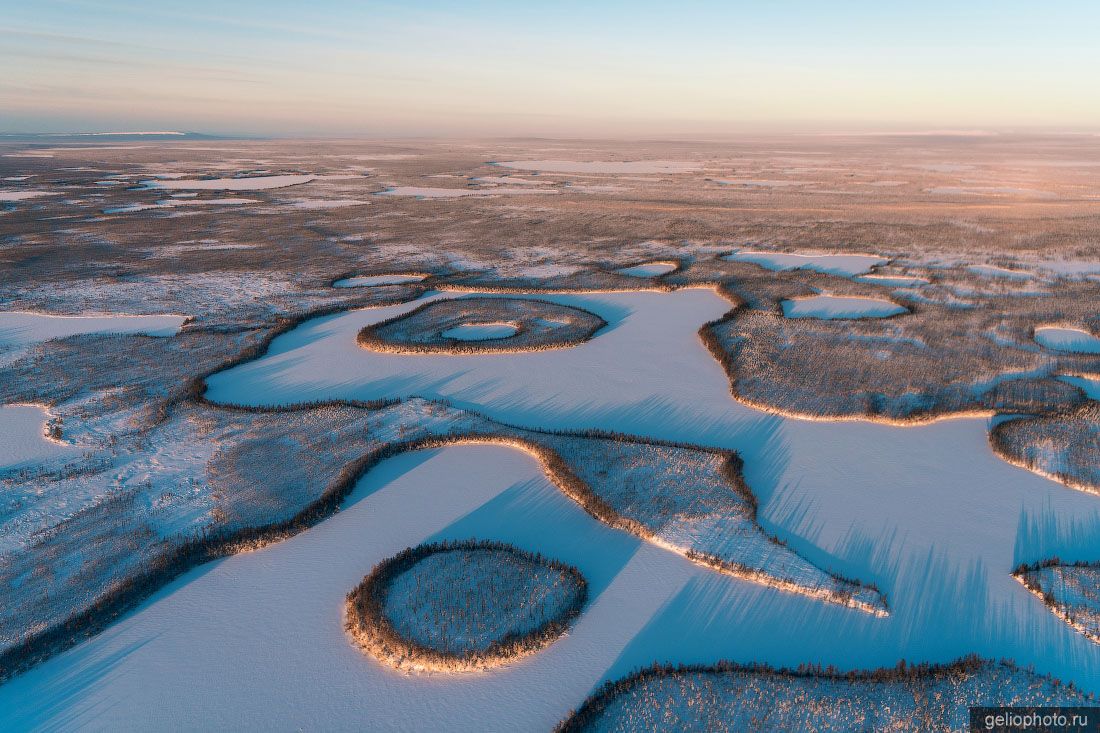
[557,657,1091,732]
[345,539,587,672]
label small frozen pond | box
[858,274,930,288]
[715,179,807,188]
[724,251,887,277]
[781,295,908,319]
[616,261,677,278]
[968,265,1032,280]
[0,405,76,472]
[375,186,555,199]
[334,274,427,288]
[0,190,57,202]
[442,322,520,340]
[140,175,315,191]
[103,198,256,214]
[0,312,187,347]
[1034,326,1100,354]
[494,160,701,174]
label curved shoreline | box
[345,539,587,673]
[356,296,608,355]
[555,655,1089,732]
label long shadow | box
[587,535,1100,701]
[426,477,640,603]
[1014,499,1100,566]
[0,630,159,731]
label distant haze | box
[3,0,1099,137]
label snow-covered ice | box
[494,160,701,174]
[0,405,75,472]
[616,261,677,277]
[375,186,557,198]
[6,288,1100,727]
[857,274,930,287]
[724,250,888,277]
[441,322,520,340]
[139,175,315,191]
[0,191,58,202]
[103,198,258,214]
[1034,326,1100,354]
[0,312,187,347]
[334,274,428,288]
[781,295,908,319]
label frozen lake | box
[5,288,1100,727]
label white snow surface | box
[103,198,258,214]
[0,312,186,347]
[1034,326,1100,354]
[441,322,520,340]
[0,191,58,202]
[715,179,808,188]
[0,405,76,472]
[5,288,1100,727]
[283,198,370,210]
[781,295,908,319]
[857,274,930,287]
[375,186,557,198]
[616,262,677,277]
[139,175,315,191]
[724,250,888,277]
[494,160,701,174]
[333,274,427,288]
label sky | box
[2,0,1099,137]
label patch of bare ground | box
[357,296,607,354]
[697,273,1100,423]
[1016,561,1100,644]
[345,539,587,672]
[991,403,1100,493]
[557,656,1090,732]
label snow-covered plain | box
[494,160,701,174]
[103,198,258,214]
[0,312,186,347]
[781,295,908,319]
[857,274,930,287]
[139,175,315,191]
[723,250,888,277]
[333,274,428,287]
[4,288,1100,727]
[0,404,75,472]
[0,191,58,202]
[616,261,677,278]
[1034,326,1100,354]
[375,186,557,198]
